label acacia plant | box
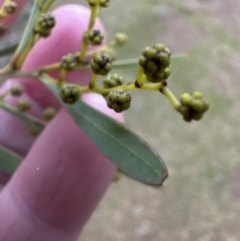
[0,0,209,186]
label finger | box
[0,0,27,38]
[0,5,108,156]
[0,98,120,240]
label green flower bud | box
[103,74,124,88]
[43,107,57,121]
[107,90,131,113]
[114,32,128,46]
[193,91,203,99]
[180,93,192,106]
[139,43,171,82]
[59,84,80,104]
[190,99,204,112]
[90,52,112,76]
[28,125,42,136]
[34,12,56,37]
[164,65,172,79]
[10,85,24,96]
[3,1,17,14]
[17,99,31,112]
[143,47,156,59]
[178,105,190,117]
[84,29,104,46]
[202,100,210,112]
[60,54,77,71]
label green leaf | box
[40,74,168,186]
[0,44,18,57]
[0,101,45,132]
[112,53,187,69]
[0,145,22,174]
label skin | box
[0,2,123,240]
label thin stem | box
[89,74,97,88]
[161,87,180,110]
[58,69,66,86]
[78,81,163,94]
[40,0,56,12]
[135,67,144,87]
[78,0,101,62]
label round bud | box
[190,99,204,112]
[180,93,192,106]
[43,107,57,121]
[202,100,210,112]
[84,29,104,46]
[114,33,128,46]
[164,65,172,79]
[103,74,124,88]
[59,84,80,104]
[60,54,77,71]
[107,90,131,113]
[3,1,17,14]
[28,125,42,136]
[90,52,112,76]
[178,105,190,117]
[10,85,24,96]
[193,91,203,99]
[17,99,31,112]
[143,47,156,59]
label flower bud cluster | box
[60,54,78,71]
[139,44,171,83]
[10,85,24,96]
[43,107,57,121]
[178,91,210,122]
[90,52,112,76]
[34,12,56,37]
[59,84,80,104]
[3,0,17,14]
[17,99,31,112]
[114,33,128,47]
[103,74,124,88]
[84,29,104,46]
[106,90,131,113]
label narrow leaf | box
[0,145,22,174]
[0,101,45,131]
[40,75,168,186]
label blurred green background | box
[7,0,240,240]
[76,0,240,241]
[58,1,240,240]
